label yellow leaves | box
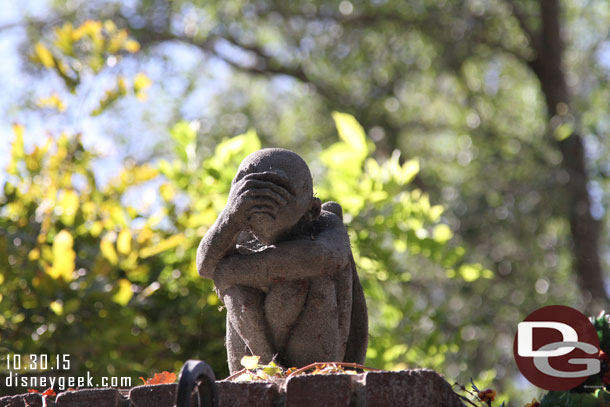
[46,230,75,281]
[159,183,176,201]
[58,189,79,226]
[112,278,133,306]
[103,20,118,34]
[49,300,64,315]
[92,74,153,115]
[117,229,132,255]
[53,22,74,56]
[139,234,186,259]
[8,124,25,175]
[123,40,140,53]
[28,248,40,261]
[240,355,260,370]
[92,75,128,116]
[90,221,104,237]
[34,43,55,68]
[0,273,4,285]
[12,124,25,154]
[101,233,119,265]
[133,73,152,101]
[72,20,103,42]
[36,93,67,112]
[32,19,143,91]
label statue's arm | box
[196,210,241,280]
[214,214,350,290]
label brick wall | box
[0,369,464,407]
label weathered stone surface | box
[55,388,120,407]
[129,384,176,407]
[0,393,42,407]
[217,381,277,407]
[363,369,464,407]
[285,374,352,407]
[1,368,465,407]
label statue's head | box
[232,148,321,244]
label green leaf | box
[262,361,281,376]
[170,121,197,163]
[458,263,482,282]
[433,224,453,243]
[332,111,369,157]
[554,122,573,141]
[399,159,419,185]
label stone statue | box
[197,148,368,374]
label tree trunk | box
[529,0,607,306]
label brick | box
[363,369,464,407]
[216,381,277,407]
[129,384,176,407]
[285,374,352,407]
[0,393,42,407]
[55,388,120,407]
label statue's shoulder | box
[314,201,348,236]
[321,201,343,221]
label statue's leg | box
[284,278,340,367]
[223,285,274,365]
[264,280,309,355]
[226,316,248,374]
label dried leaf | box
[141,371,177,385]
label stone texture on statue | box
[196,148,368,373]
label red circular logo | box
[513,305,600,391]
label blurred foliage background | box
[0,0,609,404]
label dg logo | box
[513,305,600,391]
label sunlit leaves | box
[240,355,260,370]
[92,76,128,116]
[101,233,119,265]
[113,278,133,306]
[92,73,153,115]
[36,92,67,112]
[332,111,369,158]
[46,230,75,281]
[33,43,55,68]
[117,229,132,255]
[7,124,25,175]
[139,234,186,259]
[49,300,63,315]
[170,121,198,164]
[57,189,79,226]
[31,20,143,92]
[133,73,152,101]
[457,263,493,282]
